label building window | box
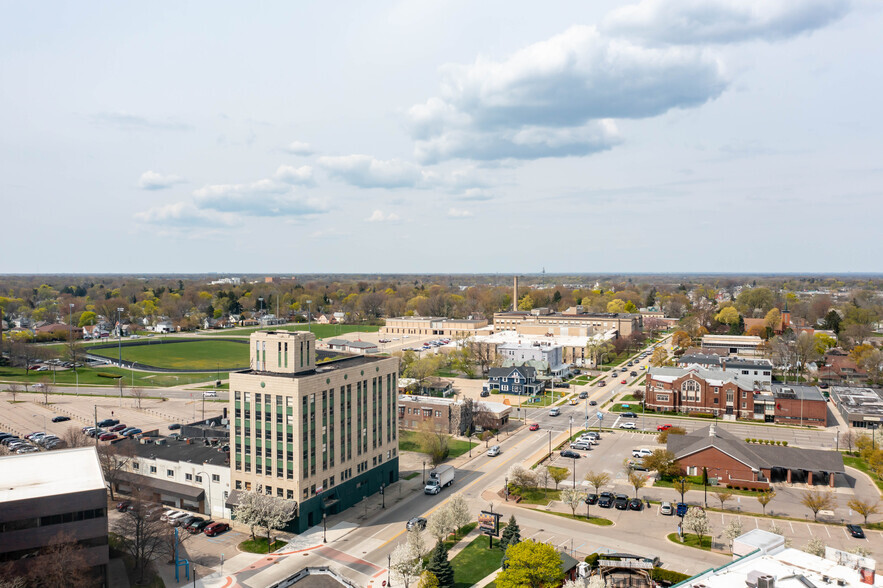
[150,466,157,474]
[132,462,139,470]
[167,469,174,478]
[287,489,294,499]
[185,473,192,481]
[195,475,203,483]
[235,480,242,490]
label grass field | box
[843,456,883,494]
[666,532,712,551]
[89,340,248,370]
[0,366,219,388]
[546,510,614,526]
[239,537,288,553]
[450,532,505,588]
[398,430,478,458]
[201,324,380,339]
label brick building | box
[668,425,844,490]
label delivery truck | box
[424,465,455,494]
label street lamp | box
[387,553,392,587]
[381,483,385,509]
[323,511,327,543]
[422,460,427,485]
[117,307,125,403]
[505,476,509,501]
[548,429,552,457]
[569,415,573,441]
[196,470,211,517]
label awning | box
[116,471,205,500]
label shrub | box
[782,441,788,446]
[745,438,751,443]
[585,553,600,567]
[651,567,691,586]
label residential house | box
[484,365,545,396]
[818,354,868,386]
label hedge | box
[651,567,691,585]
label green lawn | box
[666,532,712,551]
[441,522,478,552]
[89,339,248,370]
[0,366,219,388]
[449,533,505,588]
[545,510,614,526]
[843,456,883,494]
[610,403,646,413]
[398,430,477,459]
[652,479,766,497]
[517,487,562,505]
[239,537,288,553]
[201,324,380,339]
[402,471,420,480]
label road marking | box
[824,525,830,538]
[788,521,795,533]
[805,524,813,536]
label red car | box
[657,424,673,432]
[203,522,230,536]
[110,424,127,432]
[529,423,540,431]
[620,379,627,384]
[99,433,118,441]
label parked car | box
[110,424,127,432]
[656,424,672,431]
[620,379,627,384]
[204,522,230,536]
[188,519,213,533]
[570,441,592,451]
[620,422,637,429]
[529,423,540,431]
[487,445,501,457]
[585,493,598,505]
[614,494,629,510]
[406,517,427,531]
[51,416,70,423]
[622,412,637,418]
[184,517,206,533]
[116,501,132,512]
[560,450,581,459]
[167,512,190,525]
[598,492,614,508]
[160,509,179,522]
[632,448,652,458]
[176,516,199,529]
[480,390,490,397]
[99,433,119,441]
[578,391,588,399]
[846,524,865,538]
[630,371,638,377]
[660,502,673,516]
[98,419,119,427]
[168,423,182,430]
[122,428,142,437]
[589,400,597,406]
[628,498,643,511]
[627,459,648,471]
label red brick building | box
[668,425,844,490]
[645,366,757,418]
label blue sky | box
[2,1,882,274]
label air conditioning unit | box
[757,575,775,588]
[154,439,166,446]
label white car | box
[203,391,218,398]
[632,448,652,458]
[620,422,637,429]
[487,445,501,457]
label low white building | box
[685,530,880,588]
[112,436,231,519]
[497,342,566,376]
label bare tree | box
[840,430,857,453]
[6,382,20,402]
[39,376,54,404]
[26,531,93,588]
[97,441,135,500]
[535,465,551,497]
[416,421,450,466]
[62,426,90,448]
[113,498,167,584]
[130,386,147,409]
[628,471,648,498]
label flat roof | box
[0,446,105,502]
[473,330,613,347]
[121,436,229,466]
[234,353,394,380]
[771,384,825,402]
[831,386,883,416]
[701,335,763,344]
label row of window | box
[0,535,108,563]
[132,462,221,483]
[0,508,105,533]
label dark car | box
[628,498,643,511]
[480,390,490,397]
[846,524,865,538]
[175,515,198,528]
[116,501,131,512]
[578,391,588,399]
[622,412,637,418]
[188,519,213,534]
[560,450,581,459]
[589,400,597,406]
[184,517,205,532]
[585,493,598,505]
[204,522,230,536]
[614,494,629,510]
[598,492,614,508]
[406,517,427,531]
[630,371,638,377]
[122,428,142,437]
[627,460,648,471]
[51,416,70,423]
[168,423,182,430]
[98,419,119,427]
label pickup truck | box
[425,465,455,495]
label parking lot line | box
[805,524,813,536]
[824,526,831,538]
[788,521,795,533]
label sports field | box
[89,340,248,370]
[0,366,219,388]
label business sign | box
[478,511,502,536]
[597,412,604,420]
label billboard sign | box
[478,511,502,536]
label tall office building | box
[229,331,399,532]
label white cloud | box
[408,25,726,162]
[603,0,851,45]
[447,208,473,218]
[193,179,327,217]
[138,170,186,190]
[274,164,315,186]
[282,140,314,155]
[319,155,423,189]
[365,210,401,223]
[134,201,239,227]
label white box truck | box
[424,465,455,494]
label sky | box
[2,0,882,274]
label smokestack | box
[513,276,519,311]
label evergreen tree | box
[500,515,521,549]
[425,541,454,588]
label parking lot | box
[0,389,216,450]
[544,426,654,489]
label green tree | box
[496,540,564,588]
[518,294,535,311]
[823,310,842,333]
[624,301,638,313]
[607,299,626,313]
[417,571,439,588]
[425,542,454,588]
[714,306,740,326]
[500,515,521,550]
[642,449,680,477]
[77,311,97,327]
[549,467,569,490]
[801,490,834,521]
[650,347,669,366]
[756,490,775,515]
